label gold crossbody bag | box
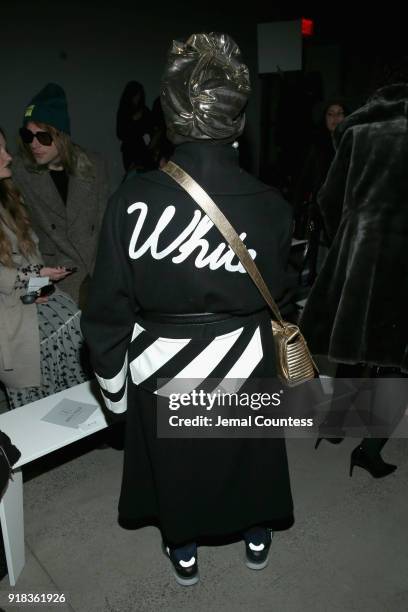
[161,160,318,386]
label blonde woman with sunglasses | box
[12,83,110,308]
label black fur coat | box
[300,84,408,372]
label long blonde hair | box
[19,122,75,174]
[0,129,37,267]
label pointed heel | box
[314,438,322,450]
[349,445,397,479]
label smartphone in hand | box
[39,284,55,297]
[64,266,78,273]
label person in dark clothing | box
[82,32,294,586]
[116,81,155,173]
[300,58,408,477]
[293,99,349,284]
[295,100,348,210]
[0,430,21,580]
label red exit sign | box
[302,18,314,37]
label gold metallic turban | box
[161,32,251,143]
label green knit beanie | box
[23,83,71,135]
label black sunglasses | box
[20,127,53,147]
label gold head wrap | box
[161,32,251,143]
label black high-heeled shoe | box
[349,445,397,478]
[314,436,344,449]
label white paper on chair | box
[41,399,98,429]
[78,414,107,431]
[27,276,49,292]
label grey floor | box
[0,429,406,612]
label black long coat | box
[81,142,294,544]
[300,84,408,372]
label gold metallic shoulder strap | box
[161,160,284,324]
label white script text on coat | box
[127,202,257,273]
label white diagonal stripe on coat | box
[96,352,128,394]
[156,327,244,396]
[216,327,263,394]
[101,380,128,414]
[131,321,145,342]
[129,336,191,385]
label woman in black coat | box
[300,62,408,478]
[82,33,294,586]
[293,99,348,283]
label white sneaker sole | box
[173,571,199,586]
[162,542,199,586]
[245,557,269,571]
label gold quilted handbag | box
[271,320,317,385]
[162,161,318,386]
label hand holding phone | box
[20,283,55,305]
[41,266,73,281]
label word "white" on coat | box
[127,202,256,273]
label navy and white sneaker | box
[165,542,199,586]
[244,527,273,570]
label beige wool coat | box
[12,145,110,305]
[0,210,43,388]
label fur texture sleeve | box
[317,128,353,244]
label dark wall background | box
[1,2,267,188]
[1,3,406,190]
